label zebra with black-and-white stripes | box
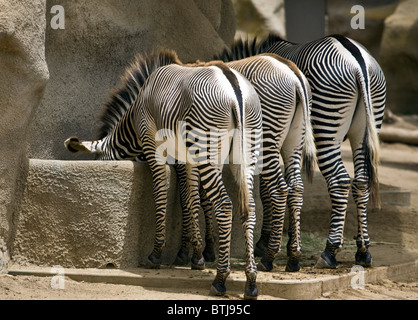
[64,49,263,299]
[255,34,386,268]
[175,44,316,273]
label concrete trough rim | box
[7,259,418,300]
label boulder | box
[28,0,237,160]
[0,0,49,273]
[380,0,418,114]
[327,0,399,58]
[232,0,286,39]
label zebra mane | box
[214,33,290,62]
[257,33,292,50]
[214,37,261,62]
[97,49,181,139]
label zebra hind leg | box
[199,166,232,297]
[284,167,304,272]
[352,150,373,268]
[315,168,351,269]
[258,168,288,272]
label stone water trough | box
[12,160,263,269]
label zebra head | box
[64,135,139,161]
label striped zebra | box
[255,34,386,268]
[175,45,316,273]
[64,49,263,299]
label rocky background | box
[0,0,417,272]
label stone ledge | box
[8,259,418,299]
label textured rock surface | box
[0,0,49,273]
[13,160,261,268]
[28,0,236,160]
[327,0,399,58]
[13,160,173,268]
[380,0,418,114]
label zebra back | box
[216,40,317,182]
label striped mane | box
[214,34,292,62]
[214,37,261,62]
[97,49,182,139]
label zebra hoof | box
[355,249,372,268]
[285,256,301,272]
[315,249,338,269]
[146,253,161,269]
[258,258,274,272]
[202,244,216,262]
[244,272,258,300]
[209,271,229,296]
[173,247,189,266]
[191,256,205,270]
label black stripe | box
[329,35,369,94]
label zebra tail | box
[298,74,316,183]
[357,68,381,210]
[220,65,251,220]
[236,148,251,221]
[232,96,251,222]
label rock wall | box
[0,0,49,273]
[380,0,418,114]
[28,0,236,160]
[232,0,286,39]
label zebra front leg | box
[173,164,205,269]
[200,187,216,262]
[174,164,191,266]
[254,177,272,258]
[146,163,170,269]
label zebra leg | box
[173,164,192,266]
[200,187,216,262]
[283,164,304,272]
[281,109,307,272]
[315,147,351,269]
[258,159,288,272]
[146,161,170,269]
[254,177,272,258]
[349,129,373,267]
[198,164,232,296]
[352,161,373,268]
[185,165,205,269]
[232,165,258,299]
[173,164,205,269]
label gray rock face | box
[0,0,49,273]
[380,0,418,114]
[12,160,261,268]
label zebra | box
[64,49,263,299]
[175,44,316,273]
[253,34,386,268]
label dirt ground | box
[1,118,417,301]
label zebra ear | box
[64,136,94,154]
